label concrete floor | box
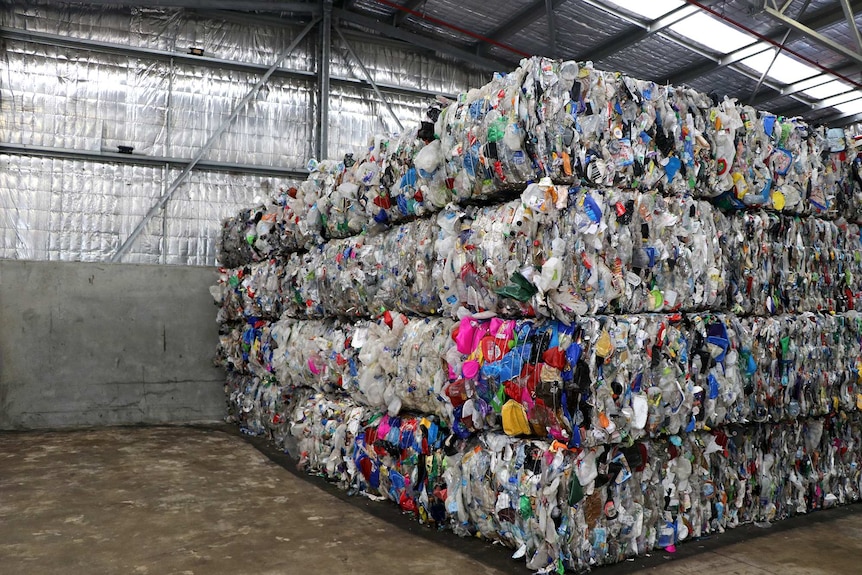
[1,427,860,575]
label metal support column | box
[750,0,811,104]
[762,3,862,66]
[110,17,319,263]
[161,56,175,265]
[317,1,332,161]
[840,0,862,53]
[545,0,558,58]
[334,26,404,132]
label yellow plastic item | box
[595,329,613,358]
[771,190,786,210]
[501,400,532,436]
[732,172,748,199]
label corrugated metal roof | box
[595,34,707,80]
[192,0,862,125]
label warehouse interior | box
[2,0,862,574]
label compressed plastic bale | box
[436,313,862,447]
[722,211,862,315]
[261,185,323,255]
[736,313,862,420]
[216,185,322,269]
[224,373,290,439]
[393,316,456,416]
[366,218,441,315]
[285,219,442,318]
[412,140,454,209]
[215,52,862,575]
[433,186,727,319]
[352,313,408,412]
[216,319,277,378]
[211,259,285,323]
[280,240,372,319]
[699,110,849,217]
[280,250,328,319]
[516,58,581,184]
[433,200,530,318]
[217,204,261,269]
[216,324,244,373]
[432,183,573,318]
[848,154,862,224]
[434,66,539,201]
[307,313,451,417]
[268,56,859,233]
[287,390,371,480]
[242,386,862,571]
[249,311,862,451]
[551,188,726,316]
[342,134,390,224]
[269,317,297,387]
[362,117,455,226]
[442,58,858,217]
[317,238,372,317]
[274,319,357,396]
[311,158,370,240]
[224,372,254,430]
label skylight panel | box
[740,50,820,84]
[820,91,862,110]
[803,80,852,100]
[836,98,862,117]
[669,12,755,54]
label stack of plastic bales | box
[214,56,862,572]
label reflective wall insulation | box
[0,1,486,265]
[0,155,300,263]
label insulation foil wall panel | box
[0,155,164,262]
[1,1,472,265]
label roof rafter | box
[334,8,510,70]
[762,2,862,66]
[664,1,858,86]
[750,60,861,107]
[393,0,425,25]
[575,2,702,62]
[819,108,862,126]
[469,0,568,54]
[52,0,322,11]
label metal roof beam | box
[334,8,510,71]
[749,61,861,106]
[546,0,559,57]
[771,90,862,116]
[57,0,321,12]
[762,4,862,66]
[334,26,404,131]
[1,25,318,79]
[576,3,700,62]
[664,2,858,85]
[470,0,568,52]
[393,0,425,25]
[812,90,862,110]
[568,2,813,108]
[724,61,813,108]
[0,143,308,178]
[841,0,862,53]
[317,2,332,161]
[2,25,456,100]
[819,109,862,126]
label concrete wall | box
[0,260,225,429]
